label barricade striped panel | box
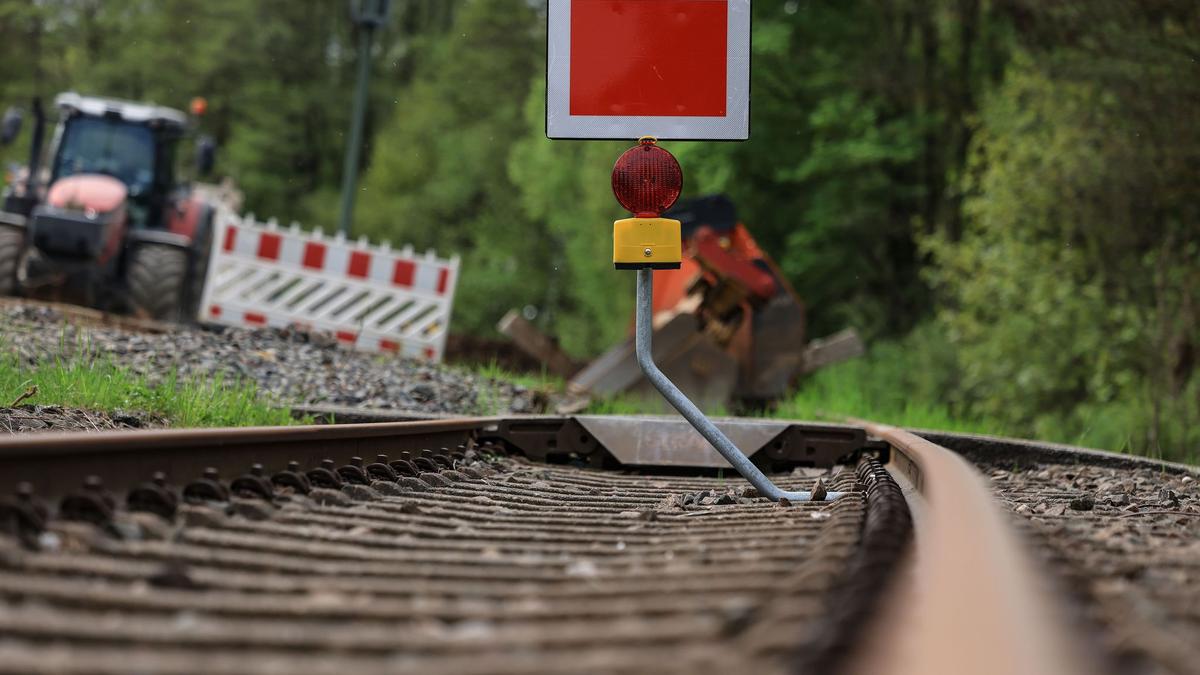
[197,209,459,361]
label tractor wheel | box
[127,243,189,322]
[184,222,214,321]
[0,226,23,297]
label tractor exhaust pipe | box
[25,98,45,203]
[1,97,46,218]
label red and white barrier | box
[197,210,459,361]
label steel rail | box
[848,421,1096,675]
[0,426,874,675]
[0,411,1115,672]
[0,417,493,499]
[634,269,843,502]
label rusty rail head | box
[0,413,889,502]
[849,421,1098,675]
[0,418,496,500]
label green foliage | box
[507,80,634,356]
[354,0,549,340]
[471,359,562,392]
[773,323,1006,434]
[0,352,301,428]
[923,1,1200,459]
[774,325,1196,463]
[0,0,467,223]
[584,394,650,417]
[674,0,1005,339]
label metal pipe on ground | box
[634,268,842,503]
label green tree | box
[674,0,1006,339]
[354,0,545,338]
[508,80,632,356]
[1,0,461,225]
[925,0,1200,454]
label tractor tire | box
[0,226,23,297]
[184,219,214,322]
[127,243,189,322]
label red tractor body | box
[0,93,217,319]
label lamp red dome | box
[611,141,682,217]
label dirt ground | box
[0,405,164,434]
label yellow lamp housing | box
[613,217,682,270]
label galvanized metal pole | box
[634,269,843,503]
[337,24,375,236]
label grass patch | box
[770,353,1009,436]
[466,359,565,416]
[0,352,301,428]
[584,394,649,416]
[770,334,1197,463]
[471,359,563,391]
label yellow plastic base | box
[613,217,682,269]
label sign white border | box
[546,0,751,141]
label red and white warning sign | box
[547,0,751,141]
[199,209,460,361]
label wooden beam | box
[802,328,865,374]
[497,310,579,378]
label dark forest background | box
[1,0,1197,458]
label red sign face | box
[547,0,750,140]
[569,1,728,117]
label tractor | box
[0,92,219,320]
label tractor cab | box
[0,93,219,320]
[47,93,188,230]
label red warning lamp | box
[611,138,683,217]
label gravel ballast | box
[988,461,1200,675]
[1,304,544,421]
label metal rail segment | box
[851,421,1094,675]
[0,418,491,499]
[0,417,888,674]
[0,414,1128,672]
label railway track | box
[0,415,1191,674]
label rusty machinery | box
[570,193,815,411]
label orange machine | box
[572,195,808,410]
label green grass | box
[584,394,648,416]
[0,352,302,428]
[578,363,1003,431]
[466,359,565,416]
[768,346,1197,464]
[770,358,1009,436]
[471,359,563,391]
